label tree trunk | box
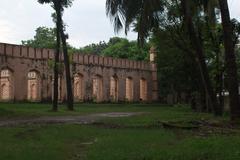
[216,50,224,114]
[204,12,224,115]
[181,0,221,116]
[61,31,74,110]
[218,0,240,122]
[52,4,61,112]
[56,7,74,111]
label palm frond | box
[38,0,52,4]
[106,0,125,33]
[106,0,165,46]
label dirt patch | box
[91,121,163,129]
[0,112,145,127]
[91,119,240,136]
[191,120,240,137]
[158,120,240,137]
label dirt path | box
[0,112,144,127]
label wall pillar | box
[150,47,159,101]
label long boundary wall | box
[0,43,158,103]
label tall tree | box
[58,8,74,110]
[52,4,61,112]
[38,0,74,111]
[201,0,225,113]
[218,0,240,122]
[106,0,222,114]
[180,0,221,115]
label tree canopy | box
[22,28,149,61]
[22,27,56,49]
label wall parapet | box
[0,42,151,71]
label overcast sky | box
[0,0,239,47]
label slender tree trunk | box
[52,5,61,112]
[181,0,221,116]
[56,7,74,111]
[218,0,240,122]
[216,50,224,114]
[219,71,224,112]
[199,86,207,112]
[61,31,74,110]
[204,12,224,114]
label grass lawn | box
[0,103,239,160]
[0,103,174,119]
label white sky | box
[0,0,239,47]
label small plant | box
[110,95,115,102]
[47,59,55,69]
[125,98,131,104]
[92,96,97,103]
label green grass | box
[0,103,214,120]
[0,103,239,160]
[0,103,157,119]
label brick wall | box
[0,43,158,102]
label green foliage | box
[47,60,64,73]
[236,47,240,79]
[145,0,240,102]
[22,27,56,49]
[150,28,200,97]
[106,0,165,45]
[47,59,55,69]
[67,45,81,54]
[21,27,148,61]
[101,37,149,61]
[38,0,73,11]
[78,41,108,54]
[21,26,80,54]
[78,37,149,61]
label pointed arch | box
[126,77,133,101]
[27,70,41,101]
[0,68,14,101]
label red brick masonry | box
[0,43,158,102]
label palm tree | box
[106,0,165,46]
[218,0,240,122]
[38,0,74,111]
[106,0,222,115]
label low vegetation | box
[0,103,239,160]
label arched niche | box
[140,78,147,101]
[92,75,103,102]
[0,68,14,101]
[126,77,133,101]
[110,75,119,102]
[73,73,84,102]
[27,70,41,101]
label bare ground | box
[0,112,145,127]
